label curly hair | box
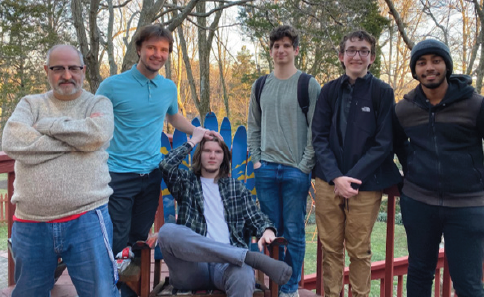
[269,25,299,50]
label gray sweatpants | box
[158,224,255,297]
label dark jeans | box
[108,169,162,297]
[400,194,484,297]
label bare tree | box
[71,0,103,92]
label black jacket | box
[312,73,401,191]
[393,75,484,207]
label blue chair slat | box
[231,126,247,183]
[220,117,232,149]
[173,129,189,170]
[204,112,218,132]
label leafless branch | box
[384,0,415,50]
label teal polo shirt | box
[96,64,178,174]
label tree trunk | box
[216,33,230,118]
[71,0,103,93]
[477,28,484,93]
[177,25,200,113]
[107,0,117,75]
[176,45,186,117]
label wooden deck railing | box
[300,185,484,296]
[0,152,16,287]
[2,152,483,296]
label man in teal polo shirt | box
[97,24,217,297]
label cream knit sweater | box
[2,90,114,221]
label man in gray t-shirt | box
[247,25,320,297]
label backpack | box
[255,73,312,125]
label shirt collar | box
[130,64,164,87]
[342,72,372,85]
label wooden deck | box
[1,257,319,297]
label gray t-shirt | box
[248,71,321,174]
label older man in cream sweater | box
[2,44,119,297]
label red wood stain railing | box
[302,185,484,296]
[0,152,16,287]
[3,150,483,296]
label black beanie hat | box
[410,39,453,79]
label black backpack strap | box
[255,75,268,115]
[297,73,312,126]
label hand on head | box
[189,126,224,146]
[204,130,223,142]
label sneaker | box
[115,246,134,259]
[279,291,299,297]
[116,246,134,273]
[116,258,131,273]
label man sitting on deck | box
[158,126,292,297]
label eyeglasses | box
[345,50,371,57]
[48,65,84,74]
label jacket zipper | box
[431,112,444,204]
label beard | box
[419,72,446,89]
[52,79,82,96]
[140,58,163,73]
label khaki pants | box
[314,178,382,297]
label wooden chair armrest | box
[132,233,158,251]
[267,237,287,249]
[266,237,287,259]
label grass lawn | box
[0,173,8,227]
[304,222,408,296]
[0,173,7,195]
[0,222,7,251]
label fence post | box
[384,185,399,297]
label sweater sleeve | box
[298,78,321,173]
[2,97,72,165]
[247,82,262,165]
[34,96,114,151]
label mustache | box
[421,71,440,78]
[58,79,76,85]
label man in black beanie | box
[393,39,484,297]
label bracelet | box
[187,140,195,148]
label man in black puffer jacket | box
[393,39,484,297]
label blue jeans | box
[254,161,310,293]
[158,224,254,297]
[11,204,119,297]
[401,194,484,297]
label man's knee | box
[158,224,178,243]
